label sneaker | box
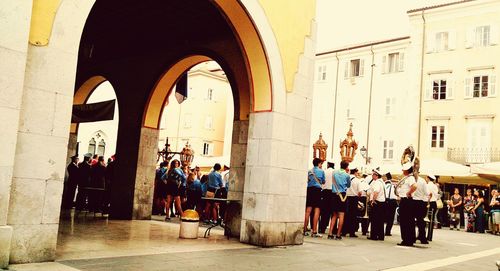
[456,228,460,231]
[311,233,323,238]
[335,235,342,240]
[303,231,311,236]
[327,235,335,240]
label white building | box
[311,37,420,173]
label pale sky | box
[315,0,454,52]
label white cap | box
[402,162,413,171]
[427,174,436,181]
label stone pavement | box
[8,217,500,271]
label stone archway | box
[4,0,317,264]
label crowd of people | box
[304,157,500,246]
[62,154,116,214]
[152,161,230,224]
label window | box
[385,97,396,116]
[344,59,364,78]
[97,139,106,156]
[204,115,213,130]
[431,125,445,149]
[207,88,214,100]
[183,113,192,128]
[88,138,96,155]
[435,32,449,52]
[203,142,214,156]
[465,74,496,98]
[317,65,327,81]
[382,52,404,73]
[383,140,394,160]
[433,80,447,100]
[475,26,490,47]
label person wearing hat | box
[412,172,430,244]
[62,155,80,209]
[426,175,438,241]
[342,167,362,237]
[367,168,386,240]
[75,155,92,211]
[384,172,398,236]
[319,162,335,234]
[395,161,417,246]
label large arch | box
[5,0,316,264]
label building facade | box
[409,0,500,166]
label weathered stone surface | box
[41,180,64,224]
[7,178,45,225]
[0,1,31,52]
[0,166,13,225]
[0,225,13,268]
[10,223,58,263]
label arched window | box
[97,139,106,156]
[88,138,96,155]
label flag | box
[175,72,188,104]
[71,100,115,123]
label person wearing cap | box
[357,174,371,235]
[327,160,351,240]
[75,155,92,211]
[384,172,398,236]
[426,175,438,241]
[62,155,80,209]
[367,168,386,240]
[342,167,362,237]
[413,172,430,244]
[319,162,335,234]
[304,158,325,237]
[396,162,418,246]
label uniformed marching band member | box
[384,173,398,236]
[412,171,430,244]
[319,162,335,234]
[367,168,386,240]
[426,175,438,241]
[342,167,362,237]
[395,146,418,247]
[357,174,371,235]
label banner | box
[71,100,115,123]
[175,72,188,104]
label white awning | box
[419,158,473,177]
[470,162,500,175]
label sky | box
[315,0,454,52]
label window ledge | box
[464,114,495,119]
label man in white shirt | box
[412,174,430,244]
[319,162,335,234]
[384,173,398,236]
[396,162,417,246]
[426,175,438,241]
[357,174,371,235]
[342,167,362,237]
[368,169,386,241]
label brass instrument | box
[424,201,431,223]
[394,176,407,198]
[363,194,369,219]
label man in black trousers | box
[319,162,334,234]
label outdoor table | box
[201,197,240,239]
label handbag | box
[436,199,444,209]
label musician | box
[413,173,430,244]
[384,173,398,236]
[327,161,351,240]
[368,169,386,241]
[357,175,371,235]
[342,167,362,237]
[426,175,438,241]
[396,161,417,247]
[319,162,335,234]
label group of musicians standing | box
[304,156,439,247]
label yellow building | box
[409,0,500,165]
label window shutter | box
[464,77,472,98]
[398,52,405,72]
[426,32,435,53]
[425,79,431,101]
[465,27,475,48]
[447,79,454,99]
[344,61,349,79]
[448,31,456,50]
[382,55,387,74]
[490,24,499,45]
[359,59,365,77]
[489,75,497,97]
[208,143,214,156]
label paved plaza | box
[8,217,500,271]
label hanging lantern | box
[179,142,195,167]
[339,123,358,163]
[313,133,328,161]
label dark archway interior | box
[76,0,250,219]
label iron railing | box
[447,147,500,165]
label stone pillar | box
[132,127,159,220]
[0,1,32,267]
[226,120,249,237]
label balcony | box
[447,147,500,165]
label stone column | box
[225,120,249,237]
[132,127,159,220]
[0,1,32,267]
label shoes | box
[385,233,392,236]
[327,235,335,239]
[397,242,414,247]
[303,231,311,236]
[449,227,454,230]
[311,232,323,238]
[420,240,429,244]
[456,228,460,231]
[164,217,171,221]
[335,235,342,240]
[349,234,358,238]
